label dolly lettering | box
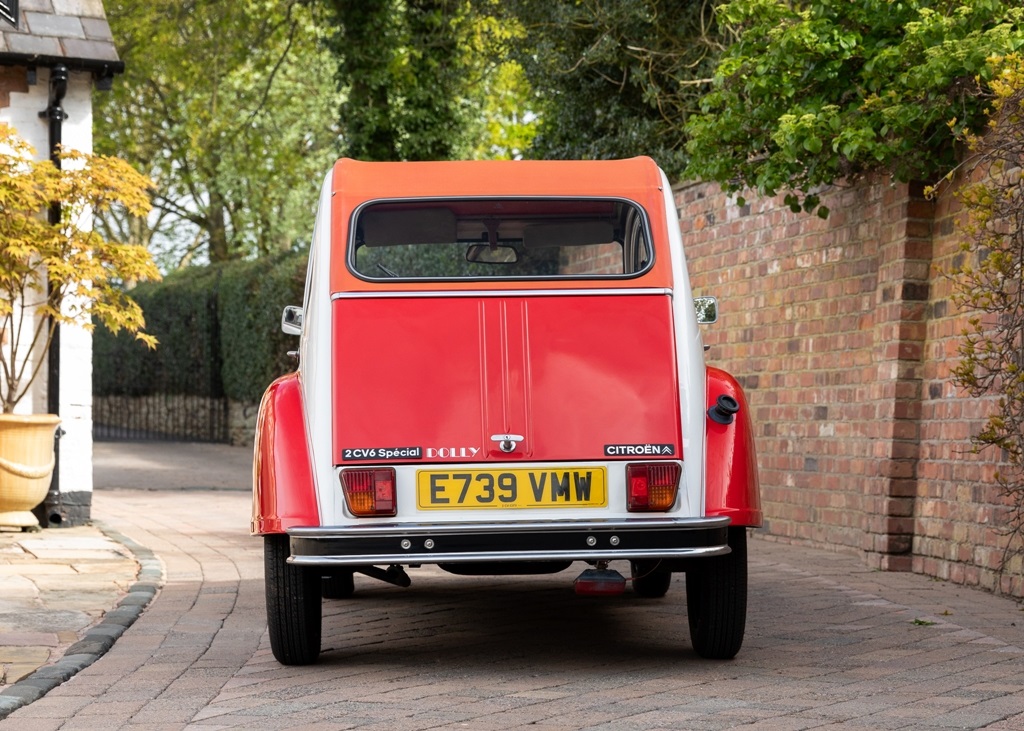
[426,447,480,459]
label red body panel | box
[704,367,762,526]
[332,295,682,464]
[252,374,320,534]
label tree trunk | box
[208,190,230,262]
[329,0,399,161]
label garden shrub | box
[217,252,308,402]
[94,251,307,402]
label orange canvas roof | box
[329,157,673,292]
[331,157,665,199]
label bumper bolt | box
[400,539,412,550]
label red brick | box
[682,172,1016,597]
[0,66,29,109]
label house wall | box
[0,65,97,525]
[675,177,1020,597]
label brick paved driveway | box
[4,487,1023,730]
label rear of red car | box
[253,158,760,665]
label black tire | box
[264,534,321,665]
[685,526,748,659]
[630,560,672,598]
[322,571,355,599]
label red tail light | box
[626,462,680,512]
[341,468,396,517]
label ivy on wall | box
[684,0,1024,217]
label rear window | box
[350,199,651,281]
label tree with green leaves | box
[96,0,341,267]
[325,0,722,170]
[326,0,478,161]
[0,123,159,412]
[685,0,1024,216]
[491,0,727,180]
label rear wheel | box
[264,534,321,665]
[685,527,748,659]
[630,560,672,598]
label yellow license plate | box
[417,468,607,510]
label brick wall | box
[0,66,28,109]
[917,177,1022,595]
[675,177,1019,596]
[560,243,623,275]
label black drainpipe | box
[33,65,69,528]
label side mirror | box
[694,296,718,324]
[281,305,304,336]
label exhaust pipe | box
[357,565,412,587]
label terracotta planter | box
[0,414,61,529]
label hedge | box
[217,252,308,402]
[93,251,308,403]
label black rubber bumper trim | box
[288,523,729,563]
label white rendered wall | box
[0,67,95,499]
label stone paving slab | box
[0,525,140,690]
[0,439,248,717]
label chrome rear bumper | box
[287,516,731,566]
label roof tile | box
[53,0,105,19]
[6,32,62,56]
[25,11,86,39]
[1,0,120,65]
[60,37,116,62]
[20,1,56,12]
[80,17,112,41]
